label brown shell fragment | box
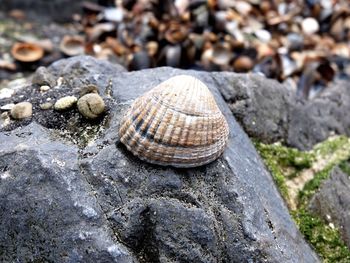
[59,35,85,57]
[119,75,229,168]
[11,42,44,63]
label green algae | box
[292,209,350,263]
[255,136,350,262]
[255,141,314,199]
[339,161,350,177]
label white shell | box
[119,75,229,168]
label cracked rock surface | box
[0,56,319,262]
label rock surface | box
[309,166,350,248]
[0,56,319,262]
[217,73,350,150]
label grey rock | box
[0,123,136,263]
[309,166,350,248]
[215,73,291,144]
[217,74,350,150]
[0,56,319,262]
[32,66,57,87]
[287,83,350,150]
[48,55,126,92]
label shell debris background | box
[119,75,229,168]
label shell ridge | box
[122,94,156,151]
[125,97,154,148]
[132,93,168,157]
[119,75,229,168]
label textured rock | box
[309,166,350,248]
[217,73,350,150]
[0,56,319,262]
[0,123,136,263]
[31,66,57,87]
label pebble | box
[302,17,319,35]
[40,85,50,92]
[0,88,15,99]
[0,103,15,111]
[54,96,77,111]
[77,94,105,119]
[255,29,272,43]
[0,112,10,128]
[235,1,252,16]
[56,77,64,87]
[233,56,254,72]
[40,102,53,110]
[10,102,33,119]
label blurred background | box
[1,0,350,99]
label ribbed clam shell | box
[119,75,229,168]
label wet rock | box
[309,166,350,248]
[0,56,319,262]
[10,102,32,119]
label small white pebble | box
[0,103,15,111]
[40,85,50,92]
[56,77,64,86]
[54,96,77,111]
[255,29,271,43]
[82,206,98,219]
[302,17,319,35]
[107,245,125,257]
[10,102,32,119]
[0,88,14,99]
[1,171,11,179]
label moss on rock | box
[256,136,350,262]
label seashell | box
[165,21,189,44]
[210,44,232,66]
[129,51,152,71]
[59,36,85,57]
[11,42,44,63]
[301,17,319,35]
[233,56,254,73]
[119,75,229,168]
[165,45,182,67]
